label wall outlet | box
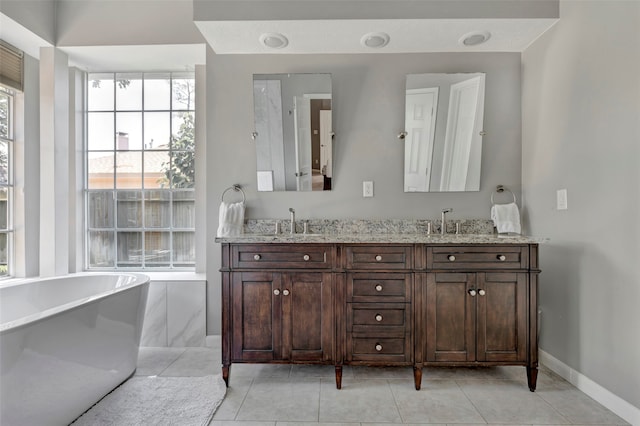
[363,181,374,198]
[557,189,568,210]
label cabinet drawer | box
[350,337,410,363]
[231,244,331,269]
[345,246,412,270]
[428,246,527,270]
[347,273,411,302]
[348,303,409,335]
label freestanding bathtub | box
[0,273,150,426]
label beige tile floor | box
[136,343,629,426]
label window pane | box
[170,150,195,189]
[171,112,194,150]
[0,189,6,230]
[143,150,170,189]
[173,191,195,228]
[117,231,142,267]
[88,152,114,189]
[115,151,142,188]
[88,191,113,228]
[0,232,7,275]
[144,112,170,149]
[173,231,195,265]
[0,141,8,185]
[115,112,142,150]
[145,191,170,228]
[115,73,142,110]
[172,77,195,110]
[0,92,9,139]
[88,112,114,151]
[117,191,142,228]
[89,230,115,267]
[144,74,171,110]
[88,74,114,111]
[145,231,170,265]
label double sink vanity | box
[216,219,542,392]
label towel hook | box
[221,184,246,203]
[491,185,516,205]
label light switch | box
[557,189,568,210]
[363,181,374,198]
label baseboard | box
[539,350,639,425]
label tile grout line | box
[386,379,407,424]
[455,379,489,425]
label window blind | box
[0,40,23,92]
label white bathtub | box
[0,273,150,426]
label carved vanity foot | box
[526,366,538,392]
[222,365,230,387]
[335,365,343,389]
[413,366,423,390]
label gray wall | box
[206,51,523,333]
[522,0,640,409]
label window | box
[0,87,13,276]
[86,73,195,269]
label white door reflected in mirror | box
[404,73,485,192]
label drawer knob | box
[273,289,280,295]
[375,284,383,292]
[469,289,477,297]
[498,255,506,261]
[478,289,486,296]
[254,254,261,261]
[375,255,383,261]
[283,289,290,296]
[448,255,456,261]
[375,344,383,352]
[303,254,310,261]
[375,314,383,322]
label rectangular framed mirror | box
[404,73,485,192]
[253,73,332,191]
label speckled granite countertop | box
[215,233,545,244]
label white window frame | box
[0,86,14,277]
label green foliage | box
[163,112,195,188]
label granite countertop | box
[214,233,546,244]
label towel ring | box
[221,184,246,203]
[491,185,516,205]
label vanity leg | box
[526,366,538,392]
[335,365,343,389]
[222,364,230,387]
[413,366,423,391]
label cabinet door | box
[476,272,528,362]
[281,272,334,362]
[425,272,476,362]
[231,271,282,361]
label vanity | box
[217,229,541,392]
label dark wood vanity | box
[219,240,540,391]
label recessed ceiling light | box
[459,31,491,46]
[360,32,390,49]
[259,33,289,49]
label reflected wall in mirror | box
[404,73,485,192]
[253,73,332,191]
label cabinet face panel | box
[426,273,476,362]
[232,272,281,361]
[347,272,411,303]
[345,246,412,270]
[429,246,526,270]
[232,244,332,269]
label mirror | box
[404,73,485,192]
[253,73,332,191]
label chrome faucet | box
[441,208,453,235]
[289,208,296,234]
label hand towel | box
[216,201,245,237]
[491,202,521,234]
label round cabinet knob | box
[375,314,383,322]
[375,284,383,292]
[303,254,310,261]
[254,254,261,260]
[498,255,506,261]
[283,289,290,296]
[273,289,280,295]
[375,344,383,352]
[478,289,486,296]
[469,289,477,297]
[375,255,383,262]
[448,255,456,262]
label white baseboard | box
[539,350,639,425]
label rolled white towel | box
[491,202,521,235]
[217,201,245,237]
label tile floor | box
[136,342,629,426]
